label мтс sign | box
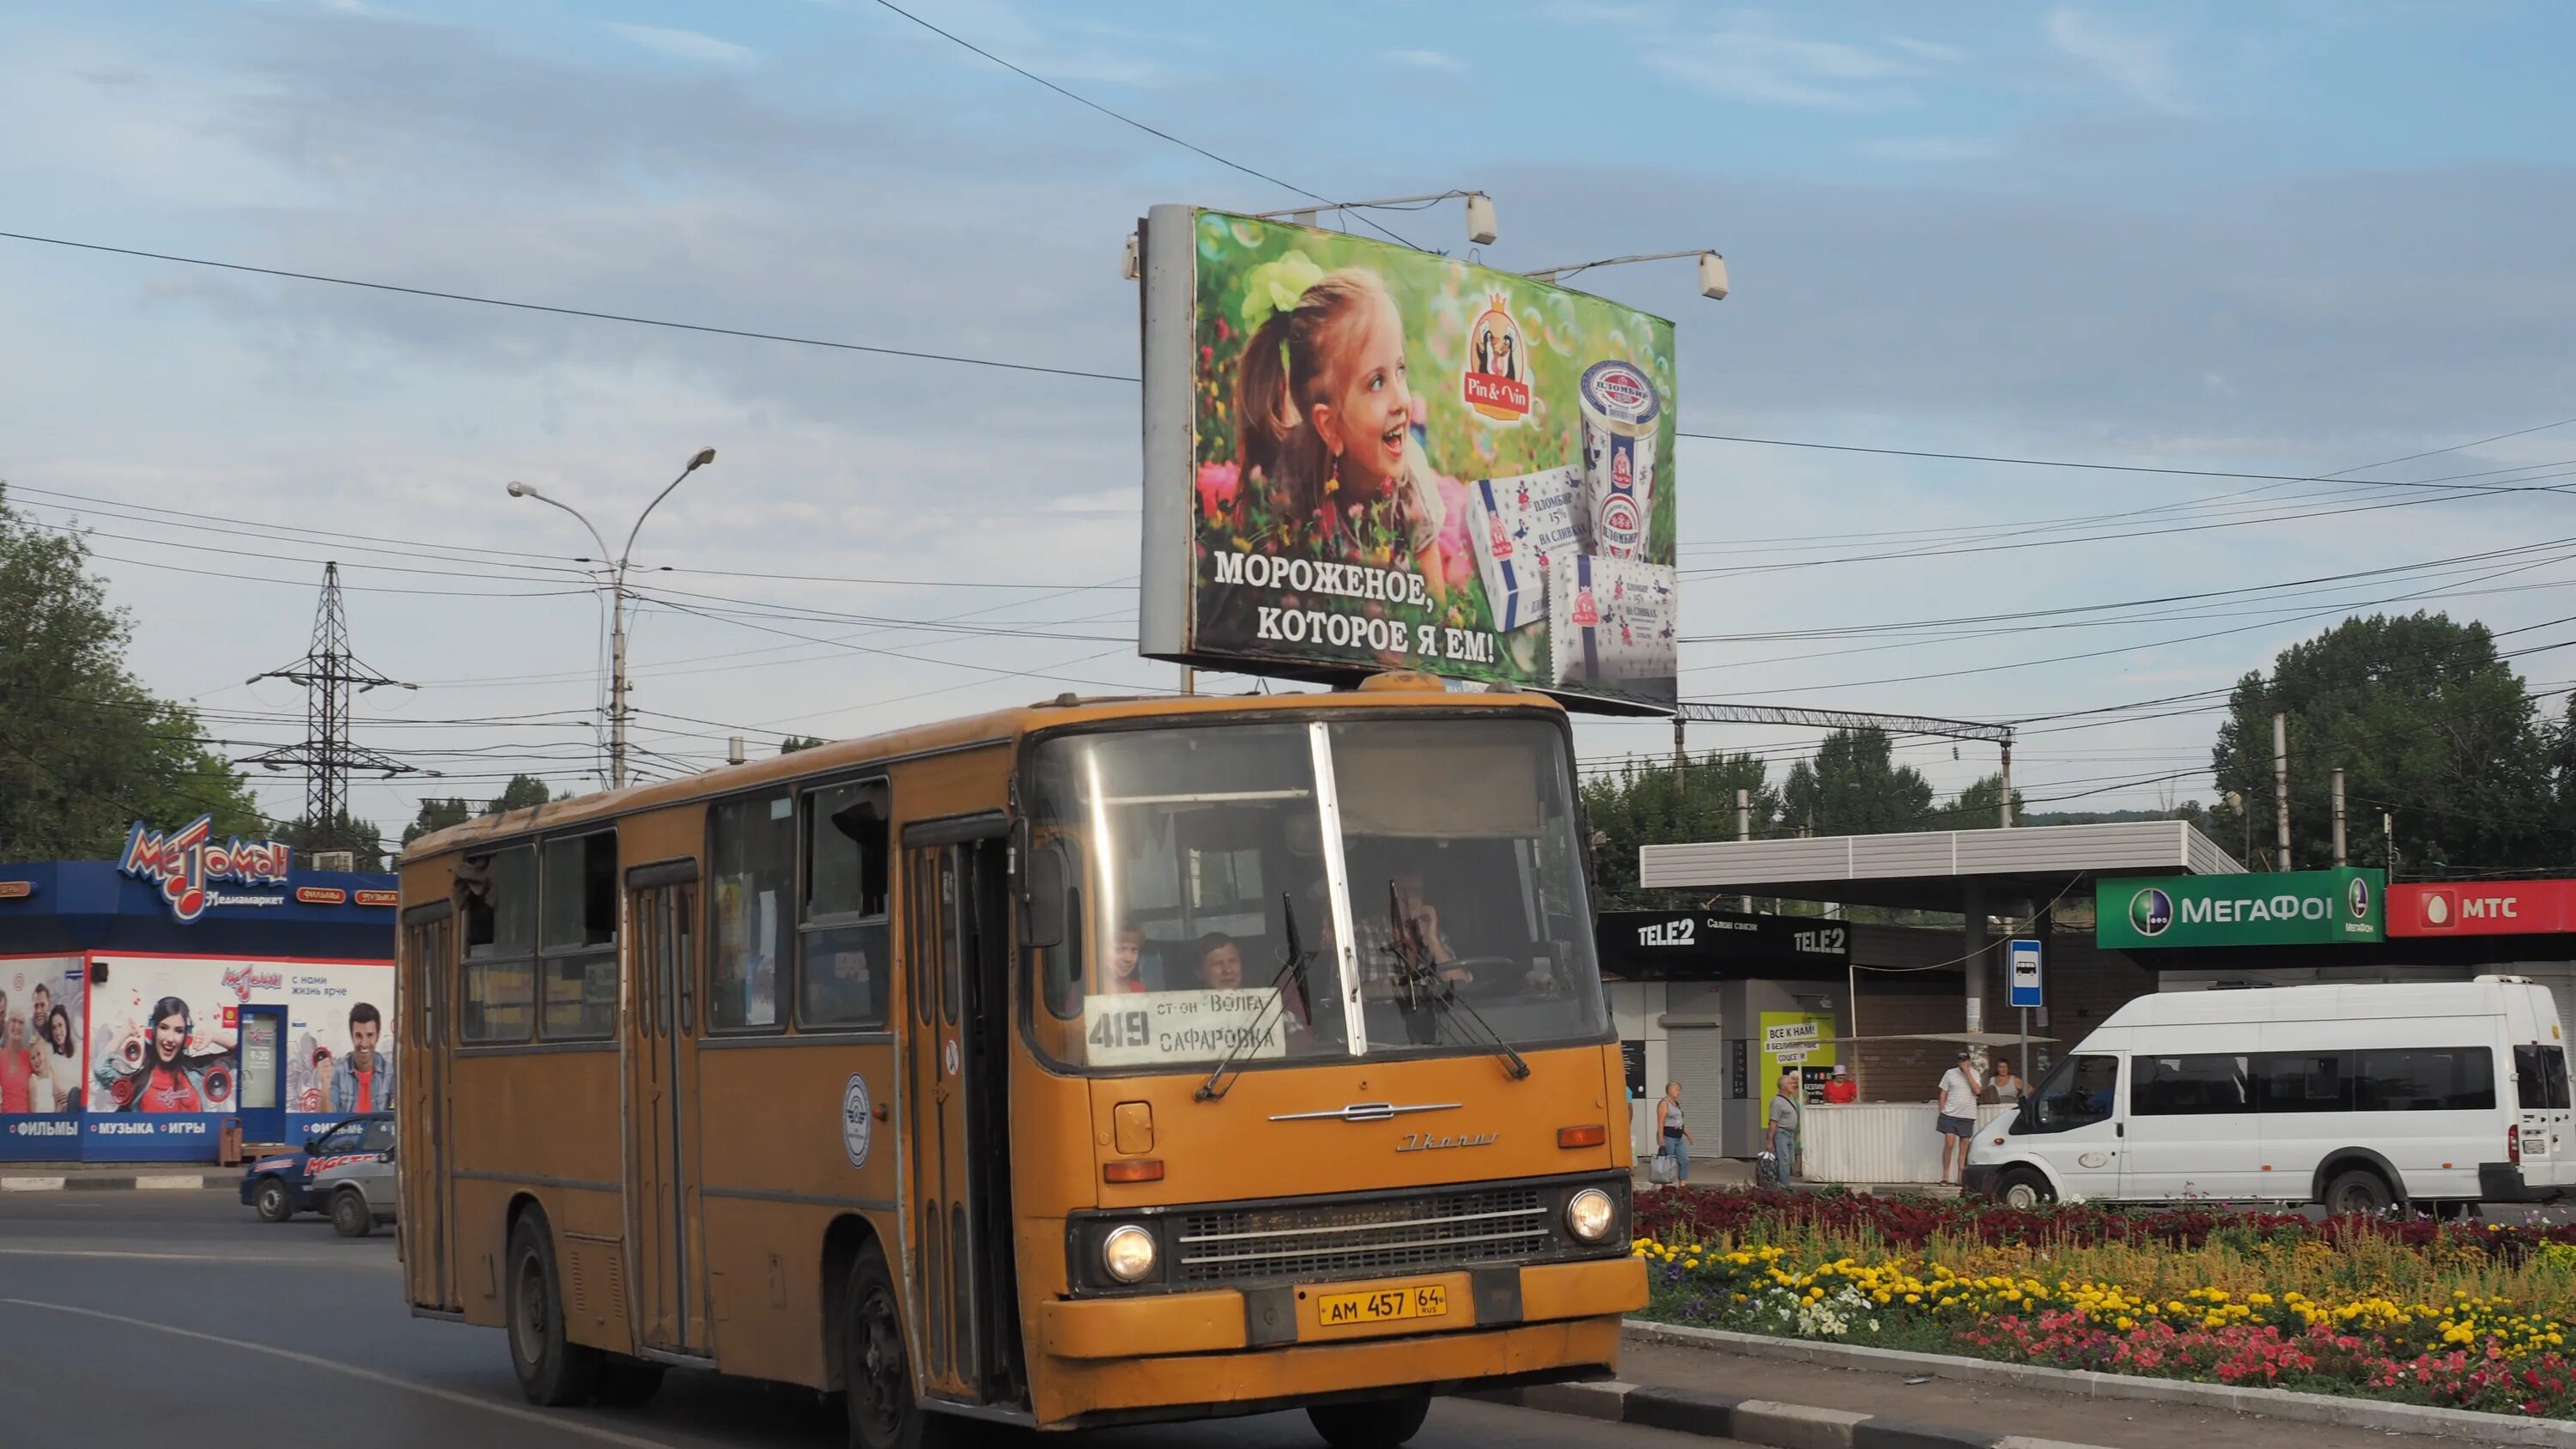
[2094,868,2386,949]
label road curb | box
[1625,1319,2576,1448]
[0,1174,215,1192]
[1468,1382,2111,1449]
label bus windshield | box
[1027,715,1607,1072]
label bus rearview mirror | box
[1022,846,1067,949]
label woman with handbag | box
[1654,1082,1692,1185]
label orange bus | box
[395,676,1645,1446]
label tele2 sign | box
[2095,868,2385,949]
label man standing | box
[331,1003,394,1115]
[1934,1049,1982,1186]
[1766,1070,1802,1190]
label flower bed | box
[1635,1188,2576,1419]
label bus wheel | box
[844,1242,938,1449]
[1307,1391,1433,1449]
[2323,1167,2394,1216]
[1997,1168,2055,1210]
[331,1190,374,1238]
[507,1212,602,1406]
[254,1178,292,1222]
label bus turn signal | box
[1103,1159,1165,1184]
[1557,1125,1607,1149]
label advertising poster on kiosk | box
[84,955,396,1160]
[1138,206,1680,712]
[0,956,89,1161]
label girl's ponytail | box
[1231,270,1386,537]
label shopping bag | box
[1754,1150,1780,1190]
[1649,1150,1680,1185]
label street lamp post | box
[507,446,717,790]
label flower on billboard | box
[1195,463,1241,524]
[1237,250,1327,334]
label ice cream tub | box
[1547,554,1678,686]
[1578,359,1662,560]
[1467,467,1583,633]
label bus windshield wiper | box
[1195,891,1315,1102]
[1385,881,1530,1081]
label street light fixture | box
[507,447,719,791]
[1523,249,1729,300]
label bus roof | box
[398,681,1565,864]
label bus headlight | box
[1101,1224,1157,1283]
[1565,1187,1616,1243]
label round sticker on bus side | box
[841,1074,872,1170]
[943,1039,960,1077]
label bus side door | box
[399,902,458,1313]
[901,828,1018,1405]
[625,863,709,1356]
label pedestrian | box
[1934,1049,1982,1186]
[1988,1058,2026,1106]
[1766,1070,1802,1189]
[1655,1081,1692,1183]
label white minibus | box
[1965,975,2573,1212]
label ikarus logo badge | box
[2129,887,2174,938]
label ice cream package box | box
[1547,554,1679,685]
[1465,466,1583,633]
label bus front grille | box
[1170,1185,1552,1286]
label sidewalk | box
[1636,1156,1962,1198]
[0,1162,236,1191]
[1612,1329,2472,1449]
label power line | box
[861,1,1425,251]
[0,229,1138,384]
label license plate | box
[1315,1284,1448,1327]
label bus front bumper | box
[1032,1254,1645,1426]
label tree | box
[1928,772,2026,833]
[278,810,387,871]
[780,734,827,755]
[1581,753,1778,910]
[401,774,562,847]
[0,484,264,858]
[1782,729,1935,836]
[2209,613,2559,875]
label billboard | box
[1139,205,1680,712]
[83,955,395,1160]
[1595,910,1850,979]
[2390,880,2575,937]
[2095,869,2385,950]
[0,956,88,1161]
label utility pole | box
[240,563,422,852]
[2384,811,2397,879]
[1999,737,2014,829]
[2271,711,2293,871]
[1736,787,1753,913]
[508,448,716,790]
[1672,713,1686,767]
[2331,767,2348,867]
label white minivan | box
[1965,975,2573,1212]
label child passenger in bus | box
[1103,923,1150,995]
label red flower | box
[1196,462,1241,524]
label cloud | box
[607,22,755,70]
[1853,135,1997,163]
[1883,36,1966,65]
[1648,27,1932,110]
[1381,48,1464,73]
[2045,9,2186,114]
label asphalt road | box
[0,1191,1746,1449]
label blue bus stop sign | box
[2007,938,2043,1009]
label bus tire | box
[1307,1391,1433,1448]
[2323,1166,2394,1216]
[253,1177,293,1222]
[1996,1167,2055,1209]
[507,1211,602,1407]
[331,1189,374,1238]
[843,1240,940,1449]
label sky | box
[6,0,2576,846]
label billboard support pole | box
[1737,789,1753,913]
[2272,712,2293,871]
